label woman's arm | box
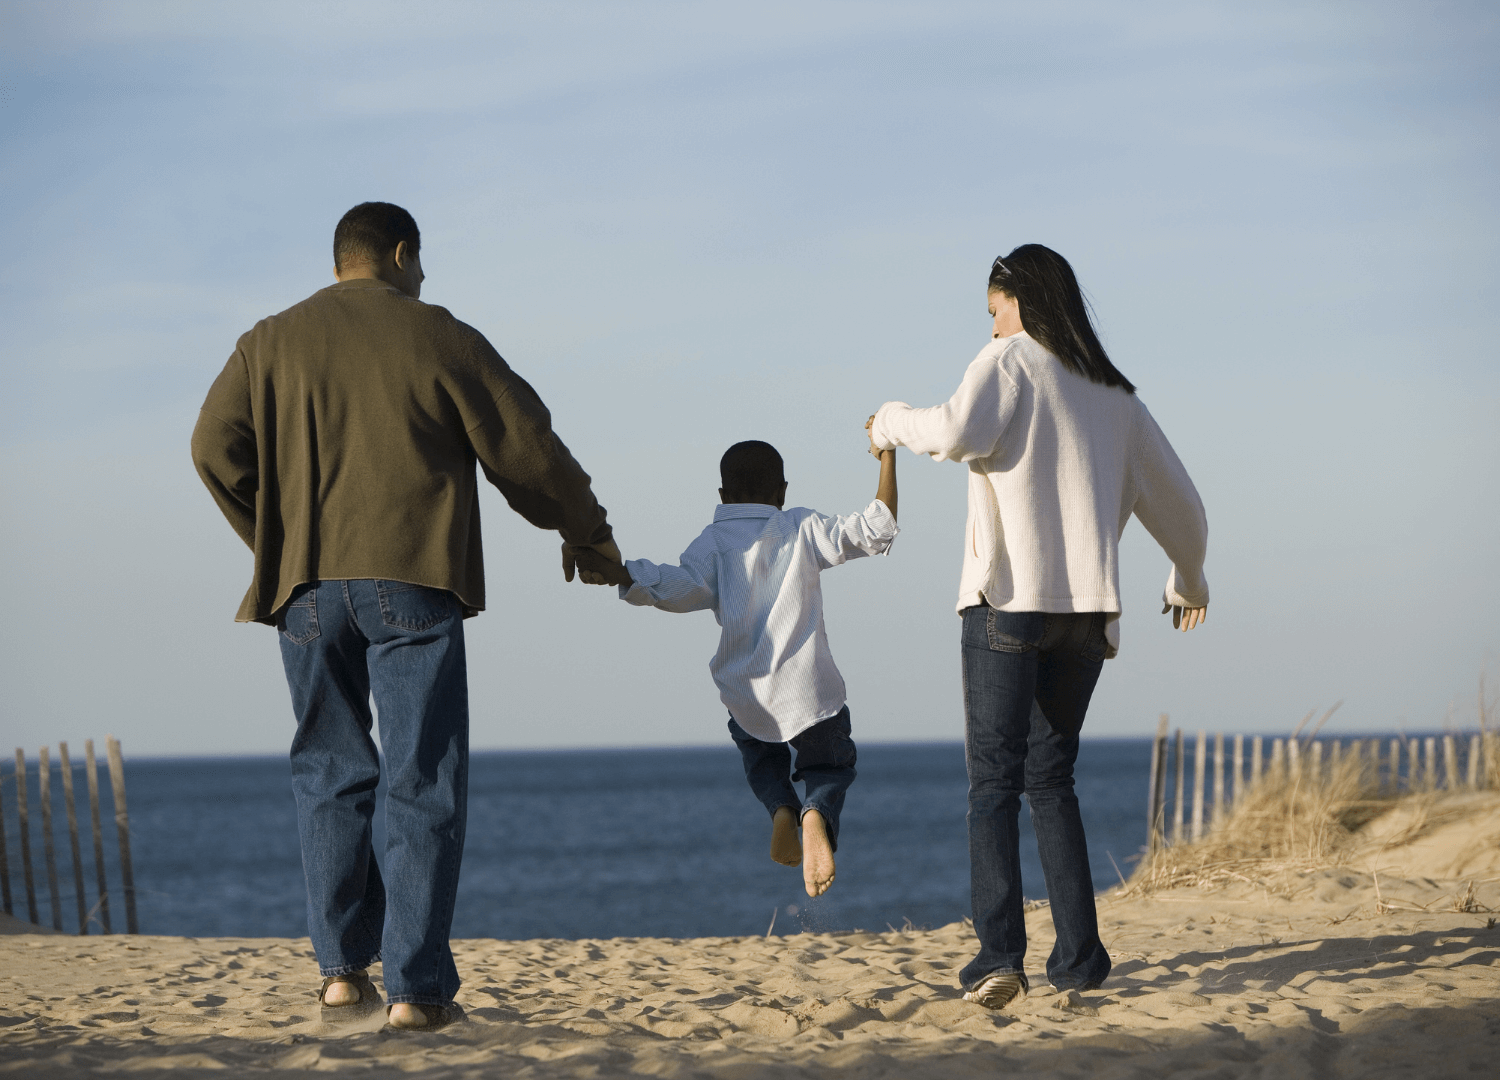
[868,346,1019,463]
[1130,402,1209,632]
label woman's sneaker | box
[963,972,1028,1010]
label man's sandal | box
[318,972,383,1023]
[386,1002,463,1031]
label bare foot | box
[801,809,835,897]
[322,972,365,1007]
[388,1003,430,1029]
[771,805,803,866]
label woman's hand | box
[1162,601,1207,632]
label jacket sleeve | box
[1130,401,1209,608]
[191,350,258,550]
[455,331,612,547]
[869,344,1019,463]
[618,531,719,613]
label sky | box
[1,1,1497,757]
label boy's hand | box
[570,543,634,587]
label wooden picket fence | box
[0,737,137,934]
[1144,714,1496,855]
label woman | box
[866,244,1208,1009]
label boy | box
[576,441,897,897]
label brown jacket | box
[191,278,611,625]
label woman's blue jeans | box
[278,579,468,1006]
[960,606,1112,993]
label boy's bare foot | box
[771,805,803,866]
[801,809,835,897]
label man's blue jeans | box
[728,706,856,851]
[960,606,1111,993]
[278,579,468,1006]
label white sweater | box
[870,331,1208,657]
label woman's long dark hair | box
[989,244,1135,394]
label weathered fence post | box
[1469,734,1482,789]
[1252,736,1264,787]
[84,740,112,934]
[1172,728,1186,844]
[105,737,138,934]
[1271,738,1285,779]
[1191,730,1207,841]
[14,750,38,924]
[38,747,62,931]
[0,760,11,916]
[1310,740,1323,784]
[1390,738,1403,791]
[1232,734,1244,805]
[1146,715,1169,855]
[1212,732,1225,825]
[58,743,88,934]
[1443,736,1458,790]
[1288,738,1302,783]
[1423,737,1437,789]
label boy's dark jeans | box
[960,606,1112,993]
[728,706,856,851]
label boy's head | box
[720,441,787,508]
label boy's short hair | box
[720,441,785,501]
[334,202,420,272]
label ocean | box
[1,740,1155,940]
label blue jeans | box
[279,579,468,1006]
[727,706,856,851]
[960,606,1111,992]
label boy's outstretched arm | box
[876,447,897,521]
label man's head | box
[333,202,424,298]
[719,440,787,507]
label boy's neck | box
[719,482,787,510]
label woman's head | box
[988,244,1135,394]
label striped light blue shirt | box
[620,500,898,742]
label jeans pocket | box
[986,608,1038,653]
[1078,613,1107,664]
[279,585,320,647]
[376,580,454,632]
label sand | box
[2,796,1498,1078]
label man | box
[191,202,621,1029]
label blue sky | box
[1,1,1496,756]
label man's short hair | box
[333,202,420,272]
[720,441,785,501]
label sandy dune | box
[3,796,1498,1078]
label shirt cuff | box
[863,498,899,554]
[619,559,661,604]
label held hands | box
[565,539,634,587]
[562,537,630,587]
[865,414,881,458]
[1162,601,1207,632]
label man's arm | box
[190,352,258,550]
[453,335,621,580]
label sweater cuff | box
[869,402,908,452]
[1163,567,1209,609]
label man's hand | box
[571,544,633,587]
[563,537,626,585]
[1162,601,1207,632]
[866,414,881,458]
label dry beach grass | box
[2,775,1498,1078]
